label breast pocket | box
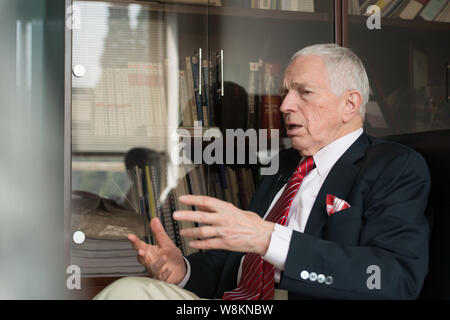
[325,205,363,246]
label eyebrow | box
[281,81,308,92]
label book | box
[179,70,193,126]
[381,0,404,17]
[191,54,204,124]
[419,0,448,20]
[390,0,412,16]
[106,68,117,136]
[162,0,222,5]
[202,59,211,126]
[151,62,168,127]
[399,0,429,19]
[185,56,199,122]
[247,62,259,129]
[260,62,282,136]
[258,0,271,10]
[359,0,378,15]
[435,1,450,21]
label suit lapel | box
[304,132,371,236]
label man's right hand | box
[127,217,187,285]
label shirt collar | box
[311,128,364,176]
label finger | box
[128,234,148,252]
[179,195,231,212]
[137,247,158,267]
[188,238,227,251]
[150,217,174,248]
[158,267,172,282]
[136,249,146,265]
[179,225,219,239]
[173,210,219,225]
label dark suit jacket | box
[184,132,431,299]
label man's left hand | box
[173,195,274,256]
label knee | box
[93,277,154,300]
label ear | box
[342,90,362,123]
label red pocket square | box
[326,194,351,216]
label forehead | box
[284,55,329,89]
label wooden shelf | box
[209,6,330,22]
[76,0,330,22]
[72,126,221,153]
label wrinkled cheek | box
[305,118,323,141]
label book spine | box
[168,191,183,249]
[399,0,429,19]
[381,0,403,17]
[114,68,125,136]
[247,62,259,129]
[260,62,282,136]
[191,55,204,124]
[179,70,193,126]
[202,59,210,126]
[185,56,199,122]
[150,166,162,223]
[208,59,216,126]
[106,68,117,136]
[127,63,139,135]
[420,0,447,20]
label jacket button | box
[317,274,325,283]
[325,276,334,285]
[309,272,317,282]
[300,270,309,280]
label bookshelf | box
[67,0,450,299]
[67,0,335,299]
[345,0,450,136]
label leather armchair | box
[384,130,450,299]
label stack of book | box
[71,190,149,277]
[71,238,146,277]
[352,0,450,22]
[128,162,257,257]
[221,0,315,12]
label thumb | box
[150,217,173,248]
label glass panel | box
[71,0,209,278]
[0,0,65,298]
[209,0,335,149]
[347,0,450,136]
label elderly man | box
[95,44,430,300]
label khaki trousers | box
[93,277,288,300]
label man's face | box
[280,55,347,156]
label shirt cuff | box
[176,256,191,288]
[262,224,293,270]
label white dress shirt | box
[179,128,364,288]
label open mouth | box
[287,124,302,130]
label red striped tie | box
[223,156,315,300]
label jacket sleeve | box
[280,149,431,299]
[183,249,230,298]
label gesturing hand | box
[173,195,275,256]
[127,217,186,285]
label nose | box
[280,91,298,115]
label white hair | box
[290,44,369,120]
